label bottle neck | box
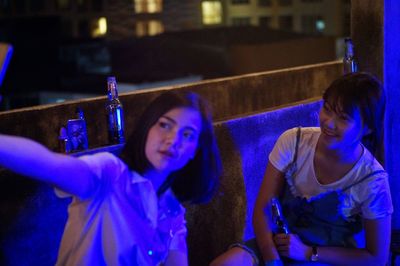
[107,82,118,99]
[345,42,354,58]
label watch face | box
[311,254,319,262]
[311,246,318,261]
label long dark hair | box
[322,72,385,157]
[119,90,222,204]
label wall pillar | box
[352,0,400,229]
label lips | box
[159,150,177,159]
[321,128,338,137]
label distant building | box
[0,0,344,109]
[0,0,202,40]
[0,0,350,39]
[202,0,350,37]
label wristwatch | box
[311,246,319,262]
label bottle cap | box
[107,76,116,83]
[59,126,68,140]
[75,107,84,119]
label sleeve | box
[268,127,298,172]
[357,171,393,219]
[54,152,125,198]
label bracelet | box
[264,259,284,266]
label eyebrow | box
[160,115,199,132]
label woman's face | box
[145,107,202,175]
[319,101,366,151]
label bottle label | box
[108,106,125,143]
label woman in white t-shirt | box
[212,72,392,266]
[0,91,222,265]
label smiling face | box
[145,107,202,176]
[319,101,367,151]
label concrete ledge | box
[0,61,341,151]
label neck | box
[143,169,169,192]
[318,140,363,164]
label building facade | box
[202,0,350,37]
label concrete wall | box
[0,61,341,152]
[229,37,337,74]
[351,0,400,233]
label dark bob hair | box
[323,72,385,157]
[120,90,222,204]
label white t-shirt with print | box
[268,127,393,220]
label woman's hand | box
[273,233,311,261]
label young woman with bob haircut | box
[0,90,222,266]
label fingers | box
[273,233,289,245]
[273,234,291,257]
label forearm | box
[316,246,386,266]
[0,134,95,198]
[253,163,286,262]
[253,208,280,261]
[314,217,391,266]
[0,134,57,180]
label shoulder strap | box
[292,126,301,164]
[342,170,386,191]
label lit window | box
[91,17,107,37]
[301,15,324,34]
[134,0,162,14]
[136,20,164,37]
[202,1,222,25]
[136,22,146,37]
[148,20,164,36]
[316,19,325,32]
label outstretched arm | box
[252,162,286,262]
[0,134,97,198]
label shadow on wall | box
[186,125,246,266]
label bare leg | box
[210,247,255,266]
